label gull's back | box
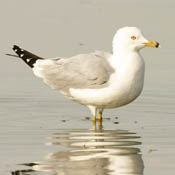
[33,51,114,97]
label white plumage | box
[11,27,160,121]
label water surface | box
[0,0,175,175]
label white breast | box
[69,53,145,109]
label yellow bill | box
[144,40,160,48]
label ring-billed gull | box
[8,27,160,121]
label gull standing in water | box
[7,27,160,122]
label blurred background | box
[0,1,175,175]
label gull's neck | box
[113,43,138,54]
[110,47,142,69]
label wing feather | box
[33,51,114,94]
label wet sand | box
[0,0,175,175]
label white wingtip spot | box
[20,54,24,57]
[14,49,18,52]
[26,58,30,62]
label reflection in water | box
[12,123,144,175]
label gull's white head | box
[113,27,160,53]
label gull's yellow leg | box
[92,115,96,130]
[97,111,103,121]
[97,119,103,131]
[87,105,97,123]
[92,115,96,122]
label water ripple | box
[12,127,144,175]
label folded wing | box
[33,51,114,95]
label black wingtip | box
[12,45,25,58]
[12,45,44,68]
[5,53,19,58]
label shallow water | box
[12,127,143,175]
[1,0,175,175]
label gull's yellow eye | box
[131,36,136,40]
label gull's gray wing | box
[33,51,114,94]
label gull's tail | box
[6,45,44,68]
